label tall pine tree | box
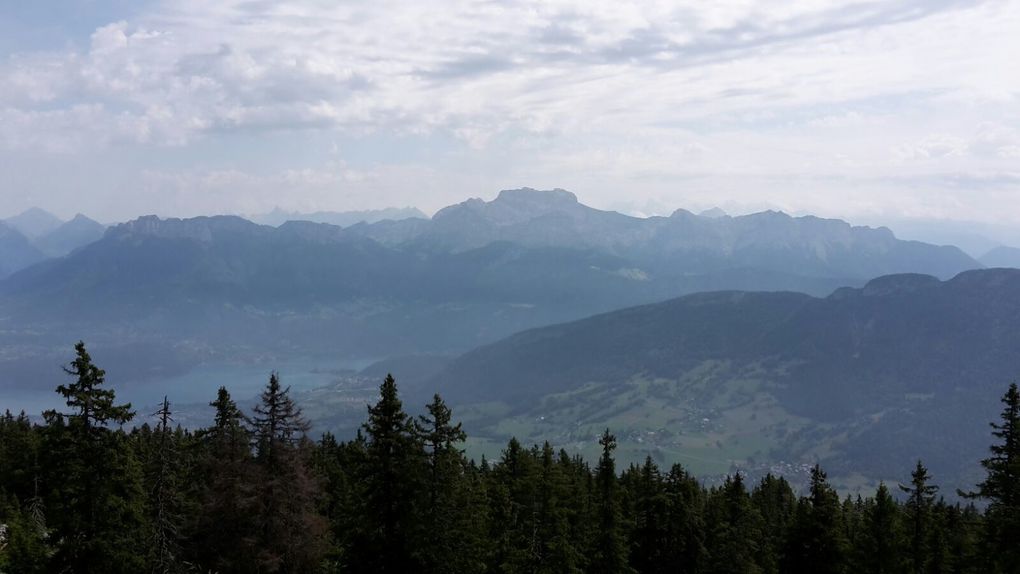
[751,474,796,574]
[628,457,671,574]
[962,382,1020,573]
[704,474,764,574]
[351,374,423,573]
[414,394,478,573]
[193,386,258,573]
[860,482,903,574]
[590,429,634,574]
[900,460,938,574]
[784,465,849,574]
[250,373,327,573]
[42,341,147,573]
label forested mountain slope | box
[429,268,1020,492]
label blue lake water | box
[1,356,380,418]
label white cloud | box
[0,0,1018,223]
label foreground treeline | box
[1,343,1019,573]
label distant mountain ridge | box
[980,245,1020,269]
[428,268,1020,492]
[4,207,63,239]
[0,191,982,286]
[251,206,427,227]
[0,209,108,275]
[35,214,107,257]
[345,188,978,281]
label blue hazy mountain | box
[3,207,64,239]
[0,189,980,353]
[348,188,978,281]
[34,213,107,257]
[251,206,428,227]
[980,245,1020,269]
[0,221,47,279]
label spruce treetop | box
[46,340,133,430]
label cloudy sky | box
[1,0,1018,225]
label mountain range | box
[0,204,434,278]
[0,190,984,375]
[345,189,979,281]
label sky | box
[1,0,1018,226]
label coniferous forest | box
[1,342,1019,574]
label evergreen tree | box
[784,465,849,574]
[42,341,147,573]
[352,374,423,573]
[533,442,583,574]
[962,382,1020,573]
[311,431,352,568]
[252,373,310,460]
[559,450,597,573]
[660,463,707,572]
[925,500,953,574]
[751,474,796,574]
[841,495,865,571]
[250,373,327,573]
[628,457,670,574]
[453,460,495,573]
[488,437,540,572]
[941,503,982,574]
[414,394,483,573]
[900,461,938,574]
[705,473,764,574]
[860,482,904,574]
[590,429,633,574]
[192,386,258,573]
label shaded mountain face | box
[0,222,47,279]
[429,268,1020,493]
[4,207,63,239]
[34,213,107,257]
[980,245,1020,268]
